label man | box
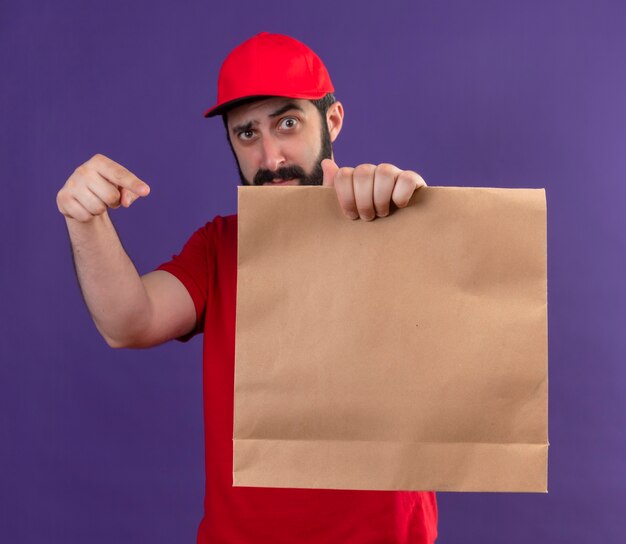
[56,32,438,543]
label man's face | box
[225,97,332,186]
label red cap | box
[204,32,334,118]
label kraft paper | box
[234,186,548,492]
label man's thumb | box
[321,158,339,187]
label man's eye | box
[238,130,255,141]
[279,117,298,130]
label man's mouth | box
[263,179,299,186]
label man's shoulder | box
[192,213,237,233]
[210,213,238,233]
[217,213,238,225]
[195,213,237,249]
[177,214,237,252]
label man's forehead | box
[227,97,311,127]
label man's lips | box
[262,179,299,186]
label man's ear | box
[327,101,344,143]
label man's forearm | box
[66,211,152,347]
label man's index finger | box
[97,157,150,196]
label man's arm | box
[58,154,196,348]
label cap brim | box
[204,95,273,118]
[203,91,330,118]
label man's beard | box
[233,121,333,186]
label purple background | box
[2,1,624,542]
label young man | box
[57,32,438,543]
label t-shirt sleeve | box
[155,221,214,342]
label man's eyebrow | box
[268,102,305,118]
[231,103,305,133]
[231,120,256,134]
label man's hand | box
[321,158,426,221]
[57,153,195,349]
[57,154,151,222]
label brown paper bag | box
[234,186,548,492]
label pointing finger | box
[91,154,151,197]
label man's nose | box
[259,136,286,172]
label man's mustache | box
[253,165,307,185]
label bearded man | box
[56,32,438,543]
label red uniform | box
[157,214,438,543]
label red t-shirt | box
[157,214,438,543]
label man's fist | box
[56,154,150,222]
[321,158,426,221]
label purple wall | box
[2,1,624,542]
